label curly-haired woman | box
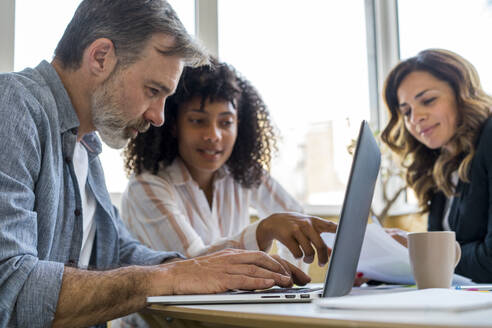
[382,49,492,283]
[121,59,336,270]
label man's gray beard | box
[91,89,129,150]
[95,117,129,149]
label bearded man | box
[0,1,308,327]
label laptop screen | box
[322,120,381,297]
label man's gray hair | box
[54,0,208,69]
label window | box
[14,0,82,70]
[398,0,492,90]
[14,0,195,193]
[218,0,371,208]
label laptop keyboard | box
[225,287,323,295]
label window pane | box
[14,0,195,69]
[15,0,195,193]
[218,0,371,206]
[168,0,195,37]
[14,0,82,70]
[398,0,492,90]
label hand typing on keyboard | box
[154,248,311,295]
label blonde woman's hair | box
[381,49,492,213]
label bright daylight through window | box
[218,0,371,208]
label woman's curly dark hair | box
[124,58,277,188]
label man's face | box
[91,34,184,149]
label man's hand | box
[152,249,311,295]
[257,213,337,266]
[270,254,311,286]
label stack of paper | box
[316,288,492,312]
[321,223,473,285]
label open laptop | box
[147,120,381,304]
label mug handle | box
[454,241,461,267]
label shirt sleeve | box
[249,173,309,272]
[455,123,492,282]
[114,205,185,265]
[0,81,64,328]
[250,172,305,217]
[121,173,260,258]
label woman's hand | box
[256,212,337,266]
[385,228,408,247]
[353,272,369,287]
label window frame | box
[0,0,15,73]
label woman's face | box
[176,97,238,184]
[397,70,459,149]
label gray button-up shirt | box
[0,61,182,327]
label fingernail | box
[357,272,364,278]
[282,275,291,282]
[303,257,314,264]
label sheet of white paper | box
[316,288,492,312]
[321,223,473,285]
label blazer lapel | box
[428,192,446,231]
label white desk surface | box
[147,286,492,328]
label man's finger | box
[270,254,292,277]
[227,251,289,276]
[225,275,277,291]
[274,256,311,286]
[226,264,292,286]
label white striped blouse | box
[120,158,305,264]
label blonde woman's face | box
[397,71,458,149]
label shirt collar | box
[35,60,80,134]
[36,61,103,158]
[80,132,103,158]
[164,157,228,186]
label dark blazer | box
[428,117,492,283]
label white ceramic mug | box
[408,231,461,289]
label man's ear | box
[83,38,117,80]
